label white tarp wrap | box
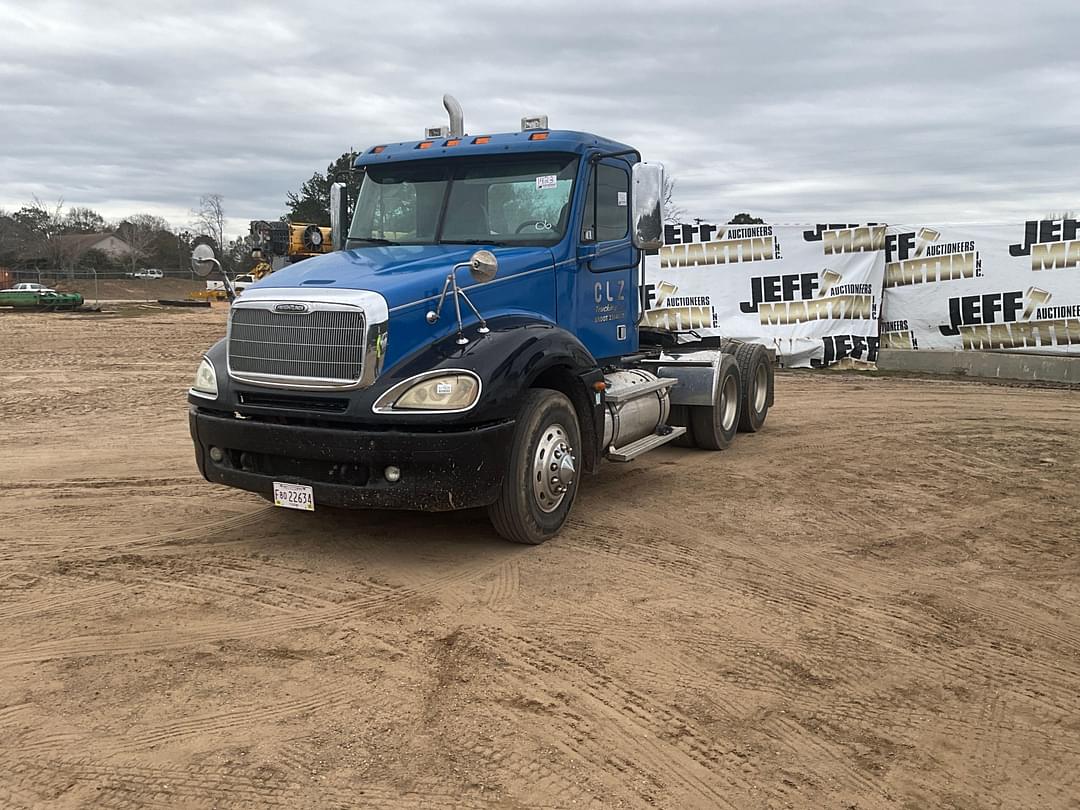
[642,223,886,368]
[881,221,1080,355]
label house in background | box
[21,231,134,275]
[55,232,134,261]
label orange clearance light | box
[417,141,434,149]
[472,135,491,144]
[529,132,549,141]
[370,145,386,154]
[593,380,607,392]
[445,138,461,146]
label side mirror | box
[468,249,498,283]
[330,182,348,251]
[631,162,665,250]
[190,243,219,278]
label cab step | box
[608,425,687,462]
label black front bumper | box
[189,409,514,511]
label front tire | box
[488,389,581,544]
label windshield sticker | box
[617,191,628,207]
[536,174,558,190]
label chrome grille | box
[228,306,365,384]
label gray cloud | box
[1,0,1077,236]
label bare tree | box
[191,193,226,250]
[118,214,170,274]
[29,196,82,277]
[663,177,686,224]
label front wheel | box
[488,389,581,544]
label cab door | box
[575,158,637,362]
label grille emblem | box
[274,302,309,313]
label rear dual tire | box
[668,353,742,450]
[731,342,773,432]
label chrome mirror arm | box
[200,256,236,302]
[425,260,489,344]
[457,289,489,335]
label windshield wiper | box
[348,237,400,247]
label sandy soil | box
[1,307,1079,809]
[49,277,205,301]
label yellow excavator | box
[194,220,334,300]
[248,220,334,280]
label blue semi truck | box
[187,96,774,544]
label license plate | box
[272,482,314,511]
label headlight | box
[373,371,480,413]
[190,357,218,398]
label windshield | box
[347,154,579,248]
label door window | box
[582,164,629,242]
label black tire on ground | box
[732,342,774,432]
[689,353,741,450]
[666,403,696,447]
[487,389,582,545]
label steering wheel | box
[515,219,547,234]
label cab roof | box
[353,130,637,168]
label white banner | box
[643,223,886,368]
[881,220,1080,355]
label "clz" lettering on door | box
[594,280,625,303]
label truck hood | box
[249,244,555,310]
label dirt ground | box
[1,306,1078,809]
[48,277,204,301]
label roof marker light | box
[371,145,386,154]
[445,138,461,147]
[529,132,549,141]
[472,136,491,144]
[417,141,434,149]
[521,114,549,131]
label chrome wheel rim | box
[753,361,768,413]
[720,375,738,432]
[532,422,575,513]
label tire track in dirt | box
[0,581,133,621]
[473,627,786,809]
[455,708,610,809]
[4,757,566,810]
[484,559,520,609]
[0,558,499,667]
[560,509,1080,793]
[573,503,1080,661]
[110,681,389,754]
[2,475,204,491]
[0,507,276,563]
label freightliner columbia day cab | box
[187,96,774,544]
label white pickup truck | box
[206,274,255,295]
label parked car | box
[2,282,57,294]
[133,268,164,279]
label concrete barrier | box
[877,349,1080,384]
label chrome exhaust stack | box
[443,94,464,138]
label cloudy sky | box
[1,0,1077,237]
